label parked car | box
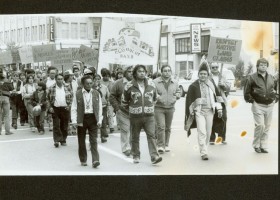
[178,69,236,97]
[178,70,198,97]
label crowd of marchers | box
[0,58,278,168]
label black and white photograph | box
[0,12,278,177]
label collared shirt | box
[82,88,94,114]
[46,77,56,89]
[71,88,103,125]
[199,81,212,109]
[54,85,67,107]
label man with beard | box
[0,67,14,135]
[122,65,162,164]
[109,66,133,156]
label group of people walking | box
[0,57,278,168]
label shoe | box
[6,132,14,135]
[210,142,215,145]
[12,124,17,129]
[158,147,164,154]
[38,131,44,135]
[49,125,53,131]
[81,162,87,166]
[260,148,268,153]
[201,155,209,160]
[92,161,100,168]
[165,146,171,152]
[60,142,67,146]
[104,134,109,138]
[222,141,227,145]
[152,156,162,164]
[31,127,35,132]
[123,150,131,157]
[133,157,140,164]
[54,142,59,148]
[110,128,114,133]
[254,148,262,153]
[20,123,24,126]
[101,137,107,143]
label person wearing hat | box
[109,66,133,156]
[184,63,223,160]
[0,67,14,135]
[31,82,48,135]
[244,58,279,154]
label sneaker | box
[123,150,131,157]
[133,157,140,164]
[152,156,162,164]
[260,148,268,153]
[81,162,87,166]
[54,142,59,148]
[158,147,164,154]
[6,132,14,135]
[201,155,209,160]
[92,161,100,168]
[254,148,262,153]
[165,146,171,152]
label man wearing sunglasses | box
[209,62,230,145]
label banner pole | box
[156,20,163,74]
[96,17,103,73]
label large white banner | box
[98,18,161,66]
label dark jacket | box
[122,78,157,118]
[31,90,48,111]
[244,72,278,105]
[184,79,223,136]
[0,78,14,97]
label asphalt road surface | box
[0,90,278,175]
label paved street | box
[0,89,278,175]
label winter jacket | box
[153,77,180,109]
[122,78,157,118]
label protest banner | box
[207,36,242,65]
[51,49,73,71]
[71,48,80,60]
[19,46,34,64]
[98,18,161,66]
[32,44,56,62]
[191,24,201,53]
[78,45,98,67]
[11,49,21,63]
[0,51,13,65]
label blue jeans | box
[0,96,11,133]
[130,116,159,160]
[155,107,175,148]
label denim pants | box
[0,96,11,133]
[251,101,275,150]
[130,116,159,160]
[116,110,131,153]
[34,110,46,132]
[77,114,99,163]
[52,107,70,143]
[195,108,214,156]
[101,106,108,137]
[155,107,175,149]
